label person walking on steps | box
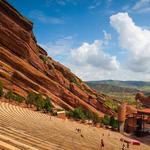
[100,138,104,149]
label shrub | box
[40,55,48,63]
[67,107,86,120]
[74,107,86,120]
[104,99,118,113]
[90,112,101,124]
[34,94,44,111]
[84,110,101,124]
[102,114,110,125]
[43,97,53,113]
[26,92,46,111]
[5,90,14,101]
[112,120,118,129]
[66,107,101,123]
[5,90,24,103]
[14,94,24,103]
[70,78,80,86]
[66,110,74,117]
[26,92,37,107]
[0,81,4,97]
[109,116,118,129]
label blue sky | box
[8,0,150,81]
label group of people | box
[75,128,84,138]
[75,128,105,148]
[100,136,131,150]
[121,140,130,150]
[74,128,133,149]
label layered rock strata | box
[0,0,114,117]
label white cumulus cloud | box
[110,12,150,73]
[71,40,119,71]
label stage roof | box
[138,108,150,115]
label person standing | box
[122,143,125,150]
[100,138,104,149]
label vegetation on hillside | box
[0,81,53,113]
[43,96,53,113]
[5,90,25,103]
[26,92,53,112]
[104,98,118,113]
[40,55,48,63]
[0,80,119,129]
[101,115,117,128]
[66,106,101,124]
[66,107,118,129]
[70,77,80,86]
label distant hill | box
[86,83,139,94]
[86,80,150,95]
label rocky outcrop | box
[135,92,150,108]
[0,0,114,117]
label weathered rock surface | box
[0,0,114,117]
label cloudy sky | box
[8,0,150,81]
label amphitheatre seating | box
[0,102,101,150]
[0,102,149,150]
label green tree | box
[5,90,14,101]
[34,94,44,111]
[84,110,101,124]
[0,81,4,97]
[26,92,37,107]
[71,107,86,120]
[26,93,52,111]
[43,97,53,113]
[102,114,110,125]
[66,107,101,123]
[14,95,24,104]
[109,116,118,129]
[5,90,24,103]
[90,112,100,124]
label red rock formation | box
[0,0,114,117]
[135,92,150,108]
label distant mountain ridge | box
[86,80,150,95]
